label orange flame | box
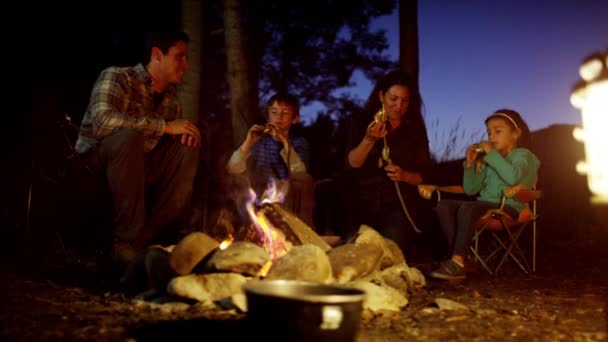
[260,179,288,205]
[246,187,291,262]
[256,260,274,278]
[219,235,234,250]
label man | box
[75,31,201,265]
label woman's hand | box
[364,120,387,142]
[384,162,422,184]
[348,120,388,168]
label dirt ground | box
[0,240,608,341]
[1,235,607,342]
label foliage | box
[253,0,397,118]
[428,116,485,163]
[201,0,397,121]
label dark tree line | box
[195,0,402,232]
[199,0,399,176]
[25,0,412,250]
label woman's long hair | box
[361,70,429,144]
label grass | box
[428,116,484,163]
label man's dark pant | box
[89,129,199,249]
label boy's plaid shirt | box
[75,64,181,154]
[247,135,309,195]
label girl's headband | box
[491,112,519,129]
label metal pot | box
[243,279,366,342]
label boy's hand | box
[246,124,266,142]
[240,124,266,154]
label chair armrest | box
[418,184,465,200]
[438,185,465,194]
[504,185,541,203]
[418,184,437,200]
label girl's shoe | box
[429,259,466,280]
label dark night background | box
[0,2,605,340]
[14,0,607,265]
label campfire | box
[142,180,427,314]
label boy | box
[226,93,314,228]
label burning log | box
[257,202,331,252]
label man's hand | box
[180,134,201,148]
[165,119,201,148]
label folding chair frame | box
[418,184,540,275]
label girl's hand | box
[478,140,493,153]
[466,141,493,167]
[466,144,479,166]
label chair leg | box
[510,226,532,272]
[532,221,536,272]
[470,228,494,275]
[495,226,530,274]
[26,180,33,236]
[470,213,538,275]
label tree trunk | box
[179,0,203,123]
[224,0,256,148]
[399,0,419,87]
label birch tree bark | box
[179,0,203,123]
[223,0,255,147]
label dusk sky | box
[303,0,608,158]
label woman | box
[345,70,433,258]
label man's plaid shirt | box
[75,63,181,154]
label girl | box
[429,109,540,280]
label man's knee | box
[169,140,200,169]
[100,129,144,157]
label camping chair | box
[27,112,109,261]
[418,184,541,275]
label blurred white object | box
[571,49,608,204]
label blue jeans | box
[434,199,517,258]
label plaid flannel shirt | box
[75,63,181,154]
